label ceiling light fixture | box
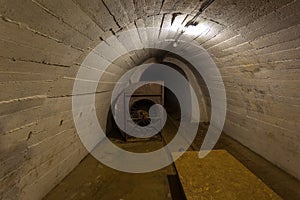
[173,0,215,46]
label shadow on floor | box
[44,119,300,200]
[167,175,187,200]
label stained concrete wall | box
[0,0,299,199]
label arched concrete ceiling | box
[0,0,299,199]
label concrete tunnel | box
[0,0,300,199]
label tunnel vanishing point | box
[0,0,300,199]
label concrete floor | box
[44,119,300,200]
[44,143,178,200]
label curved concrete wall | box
[0,0,299,199]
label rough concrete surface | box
[44,120,300,200]
[0,0,299,199]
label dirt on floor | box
[44,119,300,200]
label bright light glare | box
[170,20,183,32]
[185,24,210,36]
